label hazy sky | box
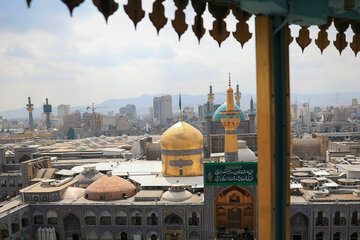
[0,0,359,112]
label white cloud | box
[0,1,359,113]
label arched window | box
[147,232,158,240]
[188,212,199,226]
[333,232,345,240]
[0,223,9,239]
[115,210,127,225]
[316,232,324,240]
[334,211,346,226]
[100,211,112,225]
[146,212,158,225]
[315,211,328,226]
[33,211,43,224]
[351,232,359,240]
[131,212,142,226]
[165,213,183,225]
[11,218,20,234]
[21,212,30,227]
[351,211,360,226]
[85,210,96,225]
[118,232,127,240]
[101,231,113,240]
[291,212,308,227]
[47,210,58,224]
[189,231,200,240]
[86,230,98,240]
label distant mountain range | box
[1,92,359,120]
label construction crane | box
[86,103,107,114]
[86,103,107,132]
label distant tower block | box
[249,97,256,133]
[26,97,34,131]
[235,83,241,107]
[221,74,241,162]
[43,98,52,130]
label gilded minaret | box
[235,82,241,107]
[221,74,241,162]
[26,97,34,131]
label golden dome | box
[161,121,204,177]
[161,121,203,150]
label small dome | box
[63,187,85,200]
[161,121,203,151]
[85,173,136,201]
[74,166,105,188]
[237,140,257,162]
[162,184,192,202]
[212,102,245,121]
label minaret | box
[205,84,215,158]
[207,84,214,112]
[43,98,52,130]
[235,82,241,107]
[249,97,256,133]
[221,74,241,162]
[26,97,34,131]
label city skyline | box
[1,1,360,112]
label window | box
[21,212,30,227]
[351,232,358,240]
[47,210,58,225]
[315,211,328,226]
[85,210,96,225]
[165,213,183,225]
[42,196,48,202]
[189,212,199,226]
[100,211,112,225]
[0,223,9,239]
[333,232,344,240]
[150,233,158,240]
[131,212,142,226]
[100,195,105,201]
[52,194,58,201]
[11,218,20,234]
[33,195,39,201]
[351,211,360,226]
[119,232,127,240]
[115,210,127,225]
[33,211,43,224]
[316,232,324,240]
[146,212,158,226]
[334,211,346,226]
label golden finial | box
[228,73,231,87]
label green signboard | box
[204,162,257,186]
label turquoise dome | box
[212,103,246,121]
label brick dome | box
[85,173,136,201]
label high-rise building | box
[58,104,70,116]
[43,98,52,129]
[57,104,70,125]
[119,104,136,119]
[352,98,358,106]
[153,95,173,126]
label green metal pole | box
[273,16,290,240]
